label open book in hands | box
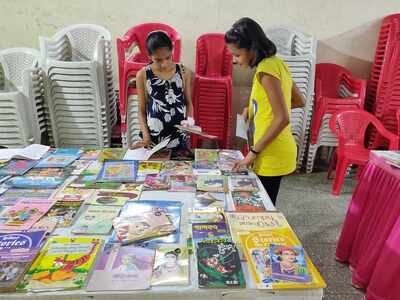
[175,125,219,140]
[124,138,171,161]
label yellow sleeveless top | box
[248,56,297,176]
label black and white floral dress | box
[145,64,187,149]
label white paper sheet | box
[0,144,50,160]
[236,114,249,141]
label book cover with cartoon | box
[269,244,310,283]
[98,148,127,162]
[169,175,196,192]
[35,152,78,168]
[87,244,155,291]
[97,160,138,183]
[197,240,245,288]
[231,191,266,212]
[54,187,95,202]
[197,175,228,193]
[18,237,102,291]
[194,192,226,209]
[195,149,219,162]
[72,206,120,235]
[143,174,170,190]
[44,200,83,228]
[151,245,189,286]
[161,161,193,175]
[88,190,137,206]
[230,176,259,192]
[0,188,54,206]
[0,199,54,231]
[137,162,162,176]
[79,149,101,160]
[239,230,326,290]
[0,159,36,176]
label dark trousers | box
[257,175,283,206]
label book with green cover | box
[72,206,121,235]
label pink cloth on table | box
[336,152,400,290]
[366,216,400,300]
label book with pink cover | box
[0,199,54,231]
[86,244,155,291]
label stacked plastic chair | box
[117,23,181,147]
[305,63,367,173]
[0,48,46,147]
[265,26,317,170]
[40,24,117,148]
[192,33,233,148]
[366,14,400,148]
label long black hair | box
[225,17,277,67]
[146,31,173,55]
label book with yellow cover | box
[239,229,326,290]
[18,237,103,292]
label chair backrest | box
[119,23,181,64]
[0,48,39,89]
[330,109,398,149]
[316,63,353,98]
[195,33,232,77]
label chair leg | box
[332,157,349,196]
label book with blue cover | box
[35,148,79,168]
[97,160,138,183]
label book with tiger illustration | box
[17,237,103,292]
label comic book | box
[239,229,326,290]
[96,160,138,182]
[195,149,219,162]
[0,159,36,176]
[137,161,162,178]
[230,176,259,192]
[87,244,155,291]
[151,245,189,286]
[98,148,127,162]
[169,175,196,192]
[231,191,267,212]
[196,240,245,288]
[161,161,193,176]
[194,192,226,210]
[143,174,170,190]
[196,175,228,193]
[18,237,103,292]
[0,230,47,292]
[0,199,54,231]
[72,206,121,235]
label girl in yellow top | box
[225,17,304,205]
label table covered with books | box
[0,145,325,300]
[336,151,400,300]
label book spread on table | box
[72,206,121,235]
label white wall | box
[1,0,399,79]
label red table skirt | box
[336,152,400,300]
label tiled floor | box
[276,172,365,300]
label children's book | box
[161,161,193,175]
[124,138,170,161]
[143,174,170,190]
[0,159,37,176]
[218,161,248,176]
[0,188,55,206]
[44,200,84,228]
[230,176,259,192]
[225,212,291,245]
[80,160,103,176]
[151,245,189,286]
[70,159,92,175]
[192,222,230,245]
[194,192,226,209]
[25,167,73,178]
[96,160,138,183]
[78,148,101,160]
[195,149,219,162]
[98,148,127,162]
[118,183,143,196]
[231,191,267,212]
[239,230,326,290]
[269,244,310,283]
[196,240,245,288]
[54,187,95,202]
[69,175,122,190]
[35,150,79,168]
[138,161,162,177]
[87,190,138,206]
[0,144,49,161]
[197,175,228,193]
[194,160,219,170]
[72,205,121,235]
[31,218,58,234]
[18,236,103,292]
[169,175,196,192]
[8,176,65,189]
[0,230,47,292]
[111,200,182,244]
[87,243,155,291]
[0,199,54,231]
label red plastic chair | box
[192,33,233,148]
[117,23,181,133]
[329,109,399,196]
[310,63,367,145]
